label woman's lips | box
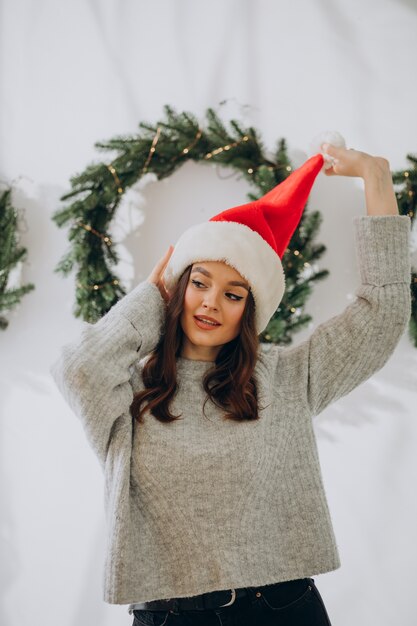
[193,316,221,330]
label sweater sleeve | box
[268,215,412,417]
[49,280,165,466]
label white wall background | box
[1,1,417,625]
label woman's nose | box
[202,291,219,309]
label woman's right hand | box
[146,245,174,303]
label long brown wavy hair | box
[129,263,263,424]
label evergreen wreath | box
[0,187,35,330]
[51,105,417,346]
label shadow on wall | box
[397,0,417,10]
[0,376,20,626]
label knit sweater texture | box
[50,215,411,609]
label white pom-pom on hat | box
[309,130,346,170]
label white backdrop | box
[1,1,417,625]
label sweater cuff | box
[354,215,411,286]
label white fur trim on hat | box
[163,221,285,334]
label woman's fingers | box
[155,245,174,275]
[160,244,174,274]
[149,246,173,279]
[160,246,174,302]
[321,142,342,155]
[321,143,372,178]
[146,245,174,302]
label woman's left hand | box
[321,143,390,180]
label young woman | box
[51,143,411,626]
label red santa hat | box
[164,133,345,334]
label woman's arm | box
[50,279,166,468]
[268,216,411,417]
[264,146,411,417]
[363,160,399,216]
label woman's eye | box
[191,280,243,301]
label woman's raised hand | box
[321,143,390,180]
[146,245,174,303]
[322,143,398,215]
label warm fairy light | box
[404,172,409,177]
[142,126,162,174]
[106,164,123,194]
[77,221,112,246]
[77,279,120,291]
[248,168,253,174]
[176,129,203,159]
[138,126,204,174]
[204,135,250,160]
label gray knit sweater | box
[50,215,411,609]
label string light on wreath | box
[77,279,120,291]
[106,164,124,194]
[77,221,113,246]
[247,164,292,176]
[204,135,250,159]
[141,126,162,174]
[176,128,203,157]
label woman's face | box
[180,261,250,361]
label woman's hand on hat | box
[321,143,390,180]
[146,245,174,303]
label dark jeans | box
[132,577,332,626]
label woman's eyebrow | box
[191,266,249,291]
